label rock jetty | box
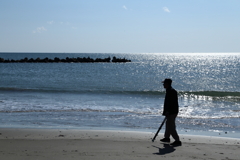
[0,56,131,63]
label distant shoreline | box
[0,56,131,63]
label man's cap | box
[162,78,172,84]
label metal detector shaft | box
[152,117,167,142]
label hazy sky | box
[1,0,240,53]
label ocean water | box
[0,52,240,138]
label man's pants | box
[164,114,180,141]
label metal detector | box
[152,117,167,142]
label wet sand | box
[0,128,239,160]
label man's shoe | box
[160,138,170,143]
[170,141,182,146]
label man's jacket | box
[163,86,179,115]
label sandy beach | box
[0,128,239,160]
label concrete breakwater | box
[0,56,131,63]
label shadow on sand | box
[152,144,178,155]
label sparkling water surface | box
[0,53,240,138]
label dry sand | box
[0,128,239,160]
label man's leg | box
[165,114,180,141]
[164,116,171,138]
[159,117,170,142]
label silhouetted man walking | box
[160,78,181,146]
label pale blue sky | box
[1,0,240,53]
